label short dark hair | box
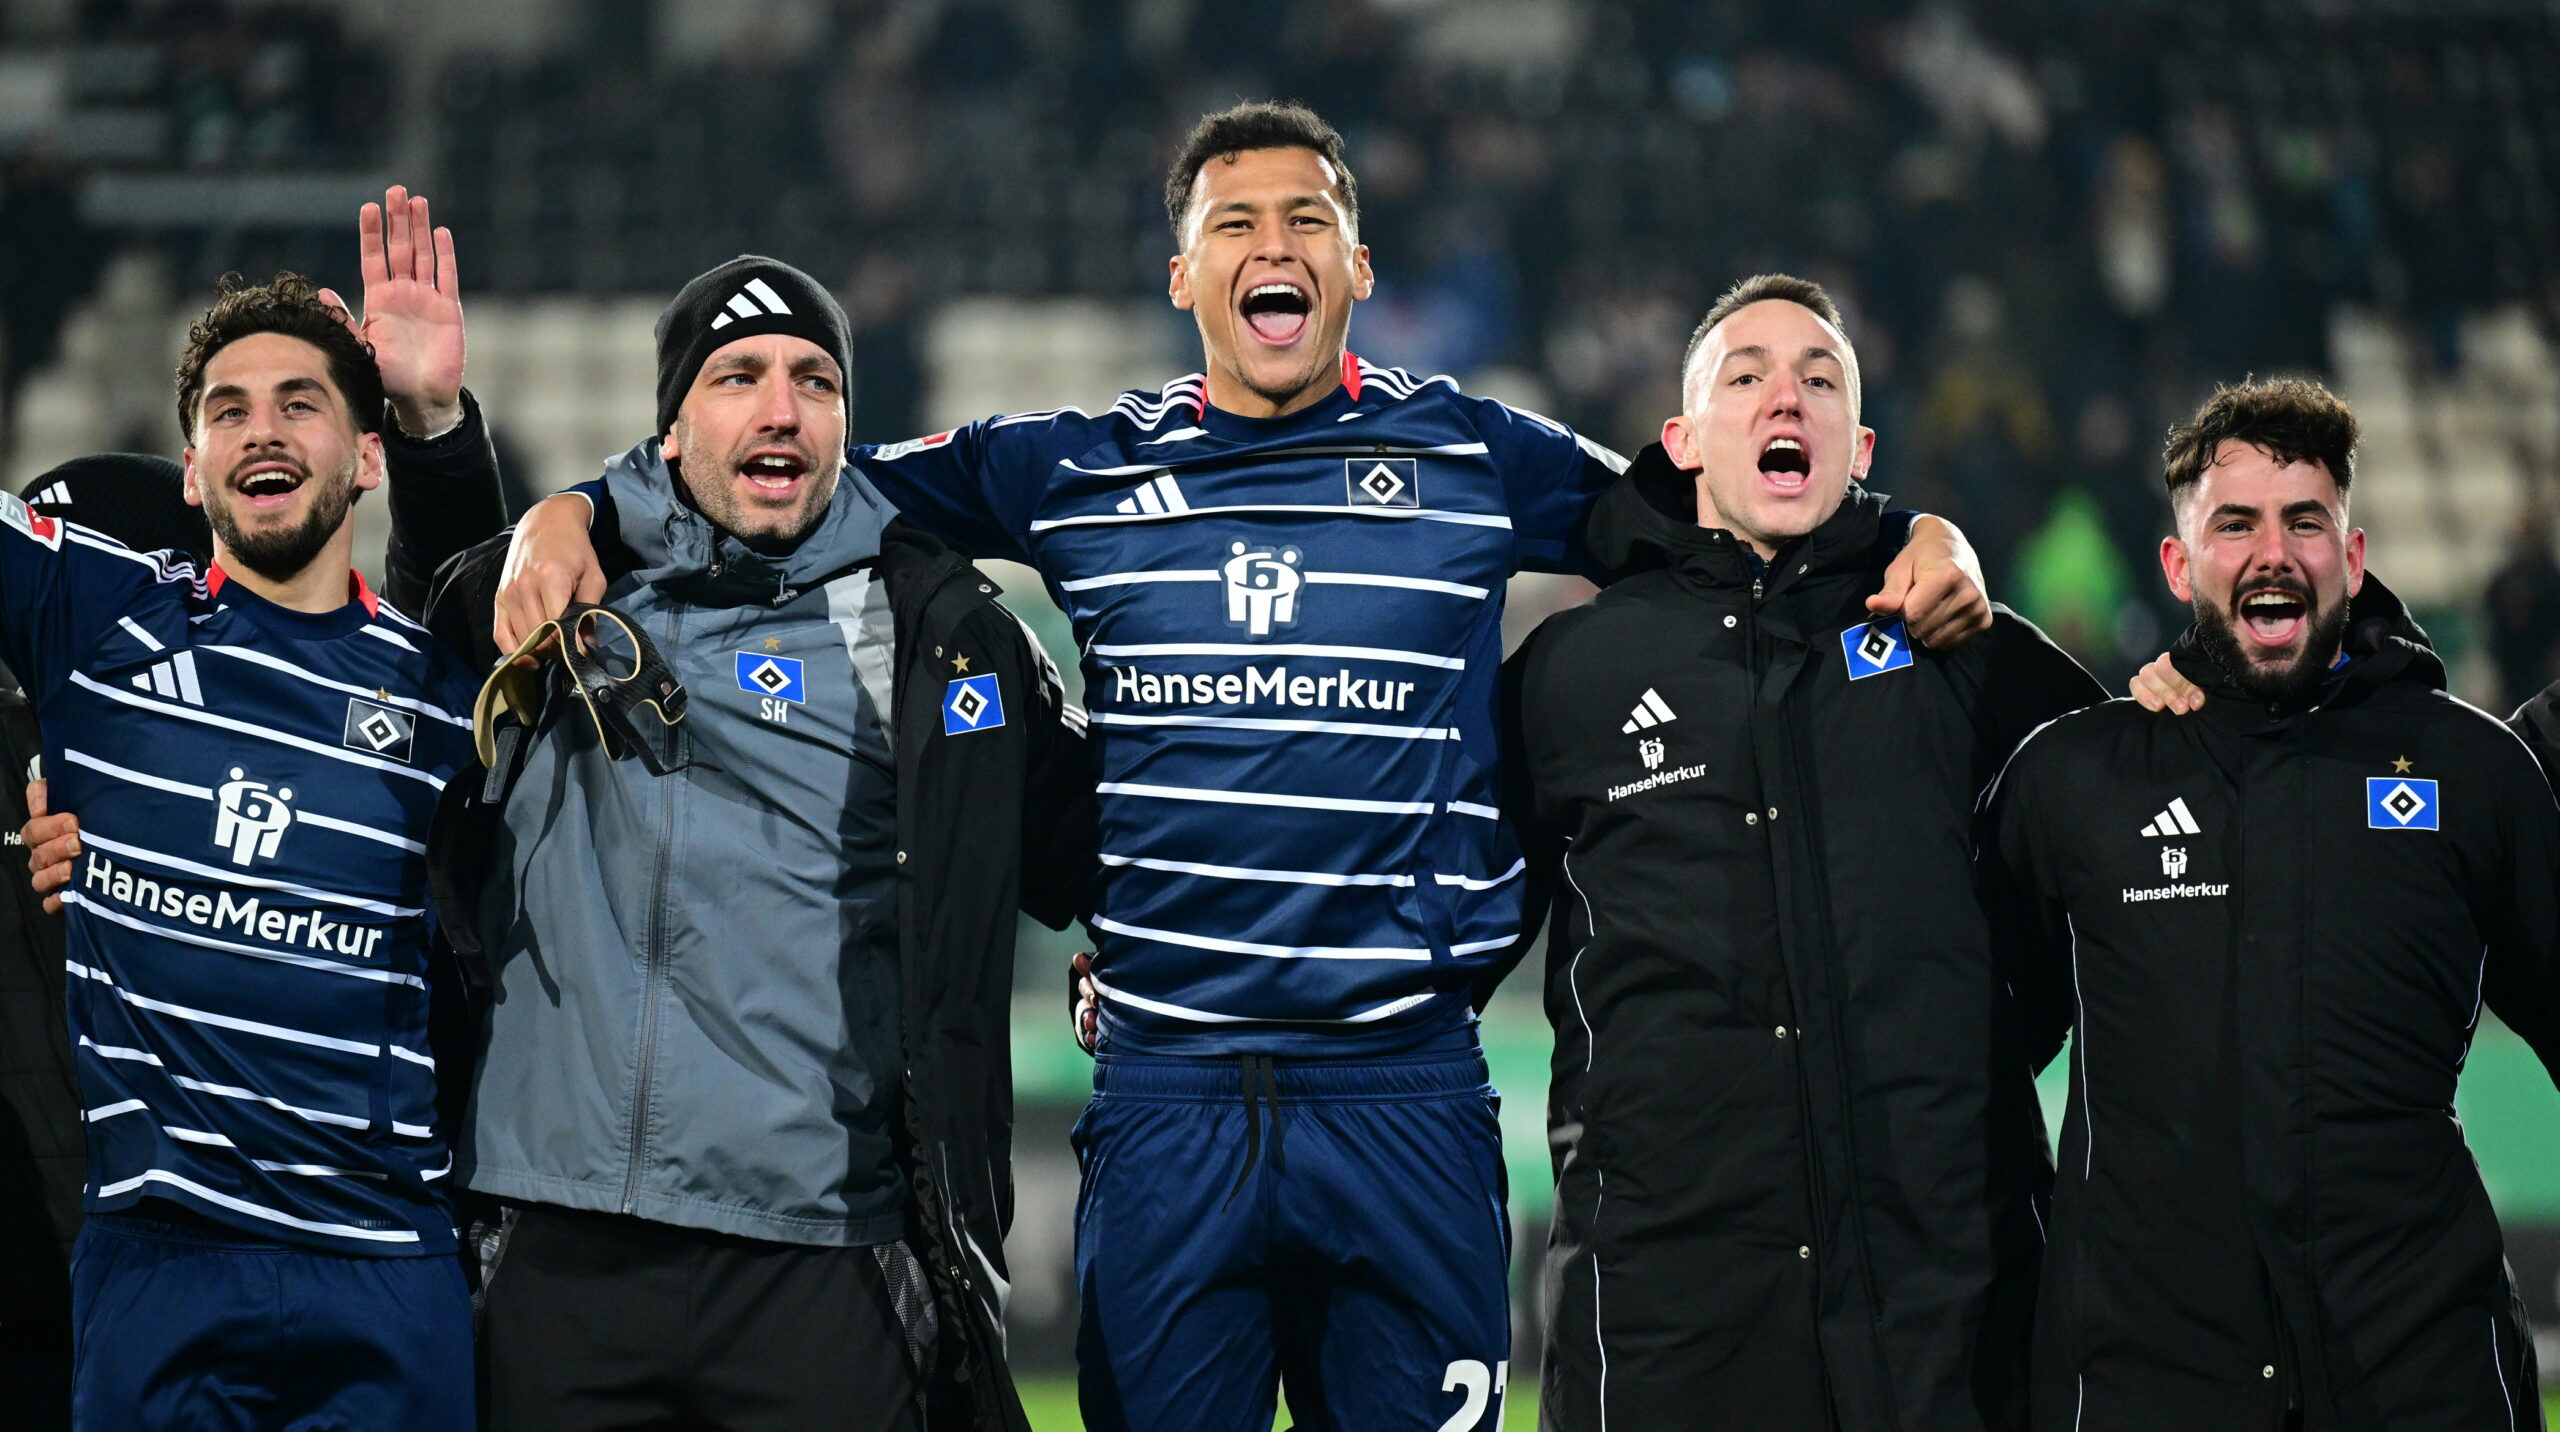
[2162,376,2358,512]
[175,273,383,442]
[1164,101,1359,238]
[1680,274,1854,409]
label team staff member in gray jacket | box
[418,258,1093,1432]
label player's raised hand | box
[2129,652,2204,713]
[318,186,465,439]
[495,494,608,663]
[23,778,81,916]
[1872,514,1991,648]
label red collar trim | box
[205,562,378,617]
[1342,351,1363,403]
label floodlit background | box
[3,0,2559,1423]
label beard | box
[670,422,839,556]
[201,452,359,584]
[2191,578,2351,707]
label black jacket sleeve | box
[1965,608,2108,788]
[2508,679,2560,791]
[1975,732,2076,1073]
[1006,610,1096,931]
[422,532,511,676]
[381,389,508,620]
[2480,735,2560,1085]
[1476,631,1562,1010]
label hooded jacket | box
[1502,452,2102,1432]
[424,425,1092,1430]
[1979,580,2560,1430]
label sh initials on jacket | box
[736,649,807,725]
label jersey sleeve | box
[0,489,167,701]
[854,413,1080,566]
[1467,396,1628,576]
[2480,734,2560,1083]
[1975,728,2077,1073]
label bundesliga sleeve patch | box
[2367,776,2439,830]
[943,674,1004,735]
[1841,619,1914,679]
[0,489,62,550]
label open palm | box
[320,185,464,433]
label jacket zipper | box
[621,605,687,1213]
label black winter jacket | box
[1980,581,2560,1431]
[421,427,1094,1432]
[1503,453,2103,1432]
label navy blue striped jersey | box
[0,490,478,1254]
[865,356,1624,1055]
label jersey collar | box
[205,561,379,618]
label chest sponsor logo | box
[2367,776,2438,831]
[212,768,294,866]
[2127,794,2225,901]
[1841,619,1913,679]
[1223,541,1303,636]
[944,674,1005,735]
[342,697,415,763]
[81,854,384,960]
[1347,457,1419,508]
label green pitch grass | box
[1015,1379,2558,1428]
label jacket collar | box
[604,437,894,604]
[1583,441,1885,603]
[2165,572,2441,728]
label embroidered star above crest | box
[2391,756,2412,774]
[763,637,783,652]
[375,687,391,701]
[952,653,971,673]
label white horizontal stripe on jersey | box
[86,1099,148,1122]
[66,671,447,789]
[94,1169,419,1243]
[1056,569,1218,592]
[390,1121,433,1138]
[1093,712,1455,740]
[422,1154,453,1182]
[67,749,428,855]
[1140,426,1209,445]
[1090,641,1464,670]
[1449,935,1520,956]
[1098,852,1414,887]
[66,528,192,578]
[1434,859,1528,891]
[197,645,470,727]
[252,1161,386,1180]
[1302,572,1491,599]
[1091,972,1438,1026]
[1447,801,1501,820]
[373,599,431,634]
[68,959,382,1056]
[1028,503,1511,534]
[991,406,1090,428]
[1095,781,1436,815]
[387,1044,435,1070]
[79,1036,372,1130]
[358,626,419,653]
[116,616,166,652]
[79,831,422,918]
[1092,914,1429,961]
[65,892,422,988]
[163,1124,236,1147]
[1066,442,1494,474]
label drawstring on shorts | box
[1222,1054,1287,1210]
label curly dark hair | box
[2163,376,2359,511]
[174,273,383,442]
[1164,100,1359,238]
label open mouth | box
[2237,585,2309,649]
[232,461,307,509]
[1758,436,1812,491]
[1239,280,1311,348]
[737,450,809,495]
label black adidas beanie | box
[24,453,212,563]
[655,256,852,440]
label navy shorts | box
[1072,1044,1514,1432]
[71,1206,473,1432]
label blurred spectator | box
[2486,505,2560,712]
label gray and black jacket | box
[423,426,1092,1431]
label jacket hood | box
[2167,571,2442,715]
[603,437,893,603]
[1584,441,1886,591]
